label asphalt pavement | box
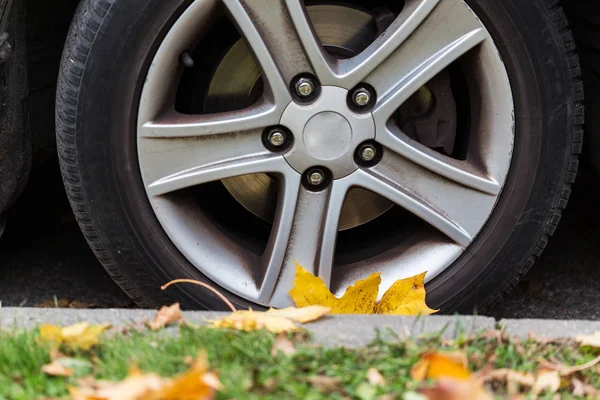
[1,160,599,319]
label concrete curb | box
[1,308,599,347]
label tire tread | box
[479,0,583,312]
[56,0,154,308]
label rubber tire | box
[56,0,583,311]
[562,0,600,170]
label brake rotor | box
[206,5,394,231]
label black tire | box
[563,0,600,170]
[56,0,582,311]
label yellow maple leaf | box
[288,264,380,313]
[288,263,438,315]
[374,272,437,315]
[40,322,110,351]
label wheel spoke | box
[353,151,499,247]
[368,0,485,118]
[377,125,500,194]
[224,0,330,101]
[139,129,288,196]
[258,180,349,306]
[334,0,440,88]
[139,103,279,138]
[283,0,338,85]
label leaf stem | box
[161,279,237,312]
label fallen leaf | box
[538,354,600,375]
[35,299,98,308]
[70,354,219,400]
[208,310,298,333]
[208,305,329,333]
[41,360,73,377]
[366,367,386,386]
[480,368,535,396]
[576,331,600,348]
[149,303,183,330]
[40,322,110,351]
[289,263,437,315]
[411,352,470,381]
[418,378,493,400]
[289,264,380,313]
[571,377,598,397]
[70,368,164,400]
[265,305,330,323]
[532,369,560,395]
[374,272,437,315]
[306,375,345,394]
[36,298,70,308]
[154,355,222,399]
[271,334,296,356]
[528,332,573,345]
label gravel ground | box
[1,160,599,319]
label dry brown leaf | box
[538,354,600,375]
[532,369,560,395]
[480,368,535,396]
[418,377,493,400]
[149,303,183,330]
[528,332,573,345]
[306,375,345,394]
[70,368,164,400]
[366,367,386,386]
[289,263,437,315]
[271,334,296,356]
[265,305,330,323]
[69,355,219,400]
[35,299,98,308]
[41,360,73,377]
[40,322,110,351]
[208,310,298,333]
[411,351,471,382]
[571,377,598,397]
[576,331,600,348]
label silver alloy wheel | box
[137,0,514,308]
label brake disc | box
[206,4,395,231]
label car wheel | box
[57,0,582,311]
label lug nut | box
[180,51,194,68]
[295,78,315,98]
[308,170,324,186]
[268,130,285,147]
[360,145,376,162]
[353,88,372,107]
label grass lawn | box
[0,323,599,399]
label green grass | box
[0,324,599,399]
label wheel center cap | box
[303,112,352,160]
[281,86,375,179]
